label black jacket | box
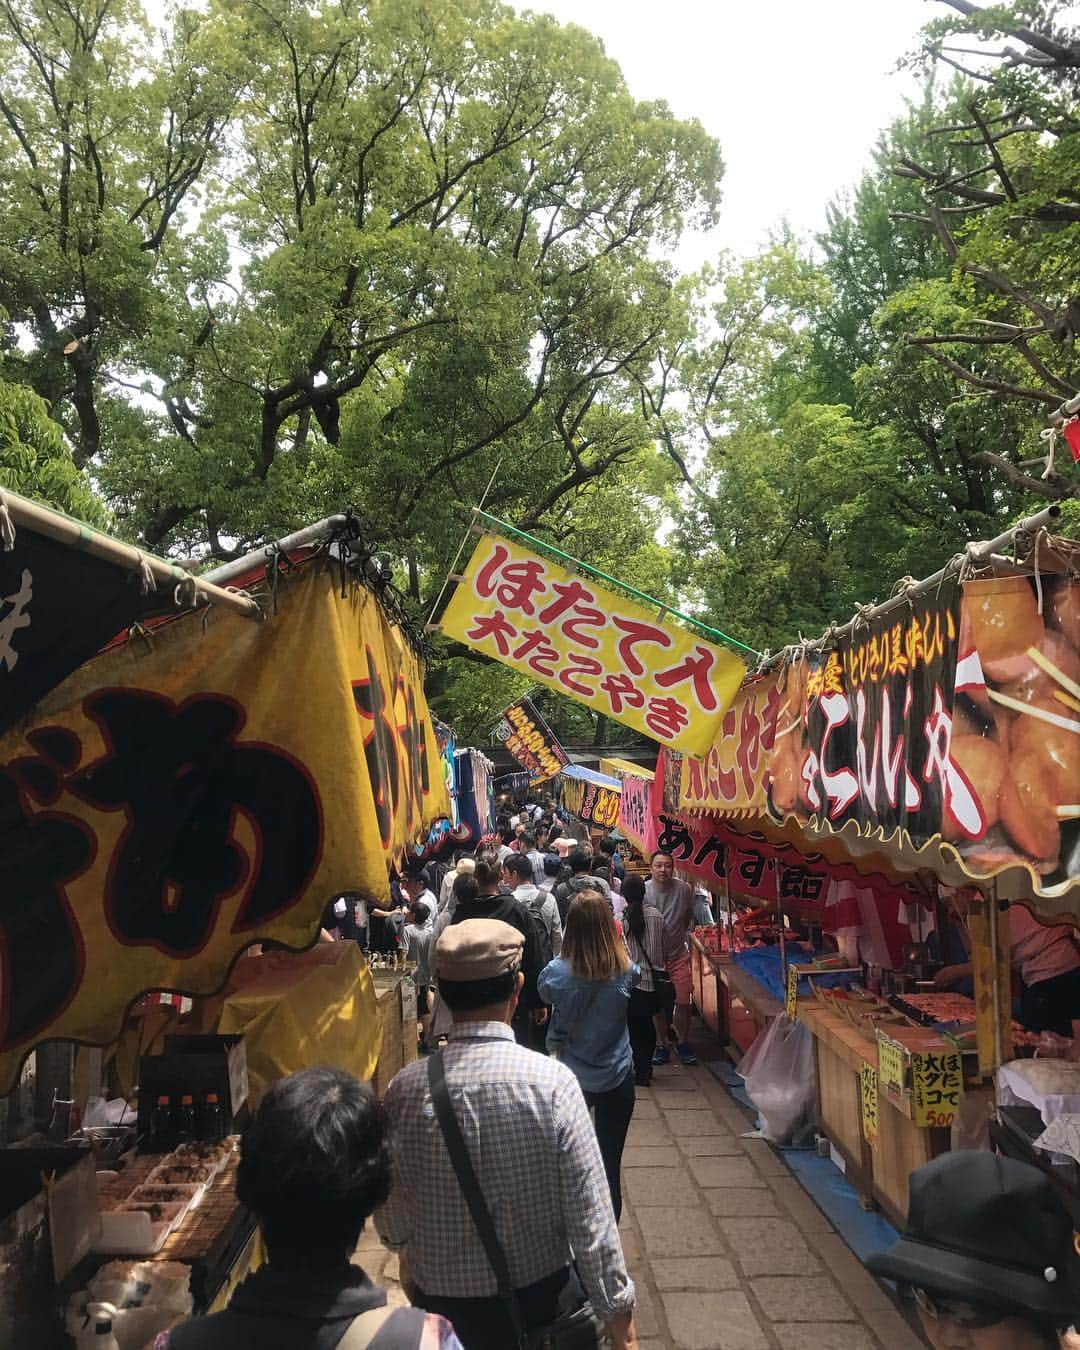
[167,1265,429,1350]
[450,892,545,1006]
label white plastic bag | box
[739,1013,818,1144]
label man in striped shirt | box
[376,919,637,1350]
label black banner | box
[493,696,569,784]
[767,582,963,838]
[1,527,153,734]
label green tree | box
[0,362,104,523]
[0,0,723,572]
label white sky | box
[528,0,930,263]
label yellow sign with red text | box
[441,534,745,756]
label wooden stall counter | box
[690,937,782,1056]
[799,1003,949,1226]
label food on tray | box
[130,1185,196,1204]
[117,1202,170,1222]
[173,1140,228,1162]
[150,1164,213,1185]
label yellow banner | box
[442,534,745,755]
[0,563,447,1092]
[562,776,621,828]
[679,672,786,815]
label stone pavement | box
[359,1051,927,1349]
[617,1055,925,1349]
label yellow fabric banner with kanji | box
[441,533,746,755]
[0,562,448,1093]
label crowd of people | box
[162,794,1080,1350]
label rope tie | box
[0,491,16,551]
[1033,526,1047,615]
[1039,424,1058,480]
[135,551,157,595]
[173,576,198,610]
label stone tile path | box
[619,1055,925,1350]
[359,1049,927,1349]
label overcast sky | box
[528,0,931,265]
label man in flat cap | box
[377,919,637,1350]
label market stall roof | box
[599,755,655,781]
[560,763,621,790]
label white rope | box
[1033,526,1047,615]
[1039,424,1058,480]
[0,490,16,551]
[135,550,157,595]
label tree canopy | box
[0,0,1076,737]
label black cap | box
[866,1152,1080,1324]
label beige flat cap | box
[434,918,523,981]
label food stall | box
[671,515,1080,1221]
[0,501,449,1345]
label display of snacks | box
[147,1163,215,1187]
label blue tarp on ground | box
[732,946,855,1004]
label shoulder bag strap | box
[335,1305,394,1350]
[427,1053,529,1348]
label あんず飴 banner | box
[0,563,448,1093]
[440,534,746,756]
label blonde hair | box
[562,890,630,983]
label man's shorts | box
[668,950,693,1007]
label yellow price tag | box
[911,1050,964,1129]
[860,1062,879,1145]
[877,1036,905,1096]
[785,962,799,1019]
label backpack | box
[515,886,554,968]
[554,874,607,924]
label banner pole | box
[0,487,262,620]
[424,459,503,630]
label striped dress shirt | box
[375,1022,635,1322]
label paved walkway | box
[361,1048,927,1349]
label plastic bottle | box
[150,1095,173,1152]
[77,1303,120,1350]
[199,1092,225,1142]
[174,1092,197,1143]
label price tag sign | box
[860,1062,879,1146]
[877,1036,905,1096]
[785,962,799,1019]
[911,1050,964,1129]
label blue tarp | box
[732,947,855,1004]
[559,763,622,790]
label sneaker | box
[676,1042,698,1066]
[652,1045,670,1066]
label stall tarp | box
[0,563,448,1092]
[0,523,157,734]
[455,747,495,843]
[493,696,569,785]
[561,763,621,829]
[440,532,745,755]
[678,672,786,817]
[773,573,1080,910]
[216,943,380,1107]
[599,757,655,854]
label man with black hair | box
[554,849,611,922]
[161,1068,462,1349]
[432,858,547,1047]
[520,830,546,887]
[377,920,637,1350]
[504,853,562,960]
[597,835,625,882]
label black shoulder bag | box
[426,1053,602,1350]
